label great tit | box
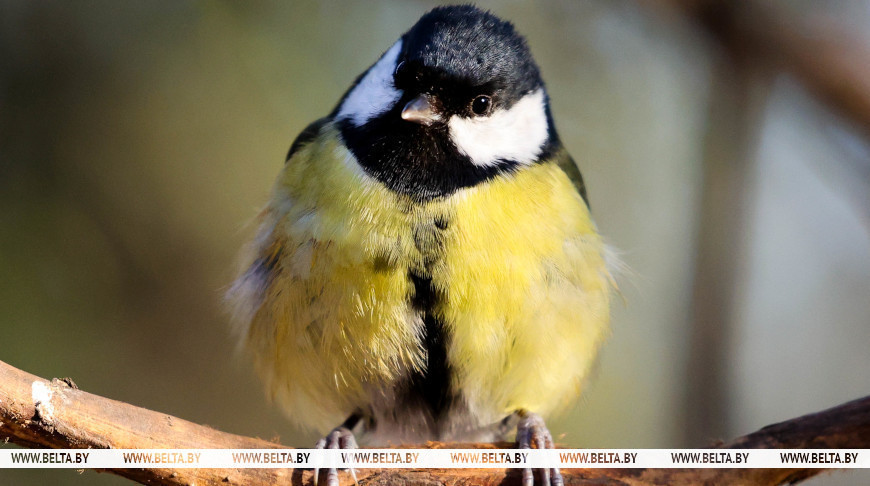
[228,5,613,486]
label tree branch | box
[0,360,288,485]
[2,360,870,485]
[649,0,870,139]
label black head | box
[396,5,544,116]
[332,5,559,201]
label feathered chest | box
[238,131,609,436]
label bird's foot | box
[314,426,358,486]
[517,412,563,486]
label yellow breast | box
[231,123,611,433]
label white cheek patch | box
[448,89,549,167]
[336,40,403,126]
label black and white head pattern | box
[333,6,559,200]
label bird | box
[227,5,614,485]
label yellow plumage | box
[229,122,611,438]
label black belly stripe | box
[406,268,453,421]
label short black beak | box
[401,95,442,126]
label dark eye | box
[470,95,492,116]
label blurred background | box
[2,1,869,484]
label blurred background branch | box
[642,0,870,447]
[648,0,870,137]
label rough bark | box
[2,360,869,485]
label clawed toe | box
[314,426,359,486]
[517,412,563,486]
